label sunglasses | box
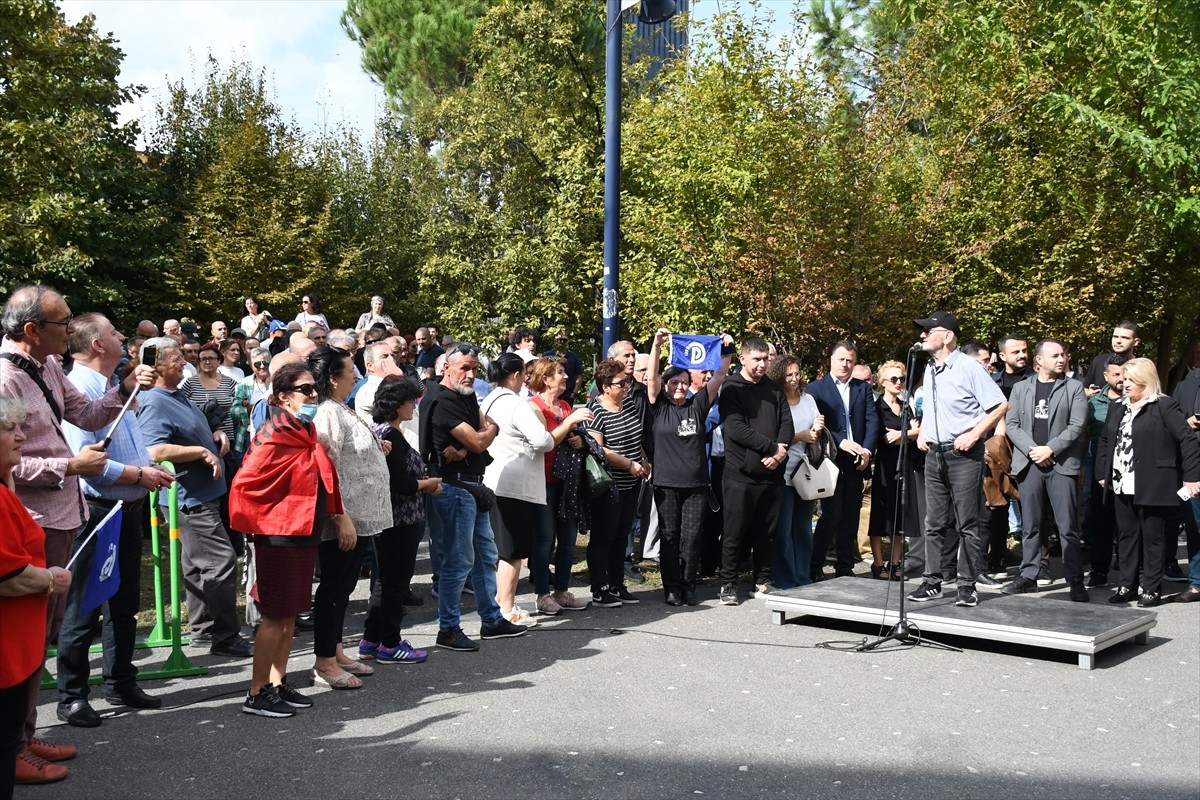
[279,383,317,397]
[253,360,270,368]
[884,376,904,384]
[609,379,632,388]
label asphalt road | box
[21,563,1200,800]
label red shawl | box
[229,407,343,536]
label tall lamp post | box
[602,0,677,355]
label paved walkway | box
[22,558,1200,800]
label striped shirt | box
[180,374,238,440]
[588,392,645,491]
[1,338,126,529]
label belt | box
[928,442,957,453]
[444,472,485,483]
[87,496,144,510]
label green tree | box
[0,0,165,323]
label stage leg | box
[1078,653,1095,670]
[771,610,786,626]
[1133,631,1150,645]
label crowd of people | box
[2,286,1199,796]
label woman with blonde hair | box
[867,360,918,580]
[1096,358,1200,607]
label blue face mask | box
[295,403,319,423]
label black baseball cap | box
[913,310,961,333]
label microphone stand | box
[858,344,960,653]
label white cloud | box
[59,0,382,142]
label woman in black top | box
[358,376,442,663]
[646,328,732,605]
[867,360,917,580]
[586,359,649,607]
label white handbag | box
[791,453,840,500]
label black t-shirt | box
[1032,379,1053,446]
[423,381,490,474]
[415,344,444,372]
[999,369,1028,399]
[649,388,711,488]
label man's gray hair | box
[364,341,391,367]
[139,336,180,365]
[1,285,55,339]
[250,347,270,362]
[607,340,633,358]
[329,332,357,350]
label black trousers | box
[655,486,706,593]
[719,480,782,586]
[363,523,420,647]
[588,486,640,592]
[1090,485,1117,575]
[1113,495,1172,596]
[57,499,145,705]
[700,457,725,577]
[314,537,368,658]
[810,461,865,576]
[1,670,40,800]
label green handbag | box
[582,453,614,500]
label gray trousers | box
[922,446,985,589]
[1017,466,1084,582]
[175,499,241,645]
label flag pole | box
[65,501,124,571]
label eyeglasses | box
[279,383,317,397]
[884,376,904,384]
[42,316,73,328]
[253,360,270,368]
[609,379,632,388]
[199,356,218,363]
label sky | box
[59,0,796,144]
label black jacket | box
[1095,395,1200,507]
[718,372,793,485]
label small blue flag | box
[670,334,721,371]
[81,506,123,614]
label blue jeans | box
[1185,496,1200,591]
[532,483,577,595]
[431,484,501,631]
[774,490,814,590]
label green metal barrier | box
[41,462,207,688]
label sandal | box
[890,564,903,581]
[871,564,887,580]
[336,660,374,677]
[312,668,362,690]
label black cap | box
[913,310,960,333]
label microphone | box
[910,342,924,352]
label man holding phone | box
[57,315,176,728]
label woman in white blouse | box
[482,353,590,626]
[309,345,391,688]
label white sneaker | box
[502,604,538,627]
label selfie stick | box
[100,384,141,450]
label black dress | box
[868,396,905,538]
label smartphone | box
[141,344,159,368]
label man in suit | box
[808,340,879,579]
[1002,339,1090,600]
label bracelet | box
[46,569,55,594]
[136,466,144,484]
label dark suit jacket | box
[1095,396,1200,507]
[808,374,879,476]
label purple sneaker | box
[357,639,380,660]
[376,640,429,664]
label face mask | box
[295,403,319,423]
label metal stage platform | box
[763,578,1157,669]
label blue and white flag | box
[670,334,721,371]
[80,504,123,614]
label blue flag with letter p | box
[670,334,721,371]
[81,506,123,614]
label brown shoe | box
[27,737,77,762]
[1174,586,1200,603]
[15,751,70,784]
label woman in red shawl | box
[229,363,350,718]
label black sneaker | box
[592,589,623,608]
[719,583,738,606]
[1002,575,1038,595]
[210,637,253,658]
[975,573,1003,590]
[276,680,313,708]
[479,619,528,640]
[955,586,978,607]
[436,626,480,651]
[1036,565,1054,586]
[242,686,295,718]
[1086,572,1108,588]
[907,582,942,602]
[612,585,640,605]
[1068,580,1090,603]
